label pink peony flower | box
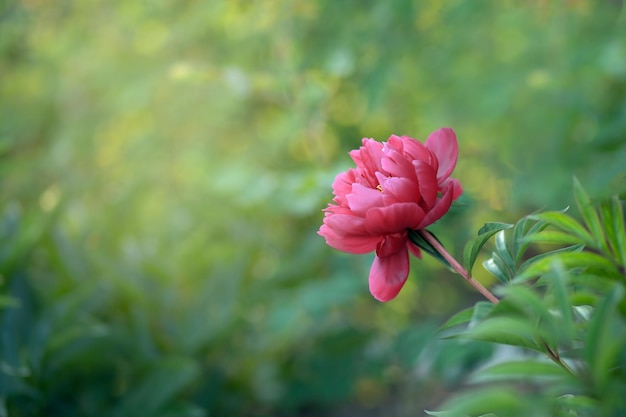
[318,128,463,302]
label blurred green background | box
[1,0,625,416]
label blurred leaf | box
[439,306,475,331]
[516,251,620,282]
[602,195,626,271]
[430,387,525,417]
[513,216,550,265]
[110,357,200,417]
[528,212,595,246]
[573,177,609,253]
[463,223,513,275]
[584,284,625,391]
[469,301,495,328]
[548,259,574,344]
[470,360,570,383]
[523,230,587,246]
[458,316,542,351]
[517,244,585,277]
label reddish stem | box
[418,230,500,304]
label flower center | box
[376,184,383,193]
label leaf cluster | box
[434,180,626,417]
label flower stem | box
[418,230,500,304]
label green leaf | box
[460,316,542,351]
[496,285,559,345]
[528,212,594,246]
[547,259,574,343]
[584,284,625,391]
[608,196,626,271]
[463,222,513,275]
[518,244,584,277]
[516,251,620,282]
[407,229,452,269]
[470,360,570,383]
[482,253,510,284]
[573,177,609,253]
[110,357,200,417]
[469,301,495,328]
[513,216,550,264]
[431,387,525,417]
[439,305,475,330]
[523,230,586,246]
[494,229,515,271]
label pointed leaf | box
[513,217,550,264]
[495,229,515,270]
[517,244,584,277]
[460,316,542,351]
[584,284,625,390]
[482,253,510,284]
[469,301,495,328]
[470,360,570,383]
[432,388,524,417]
[528,212,594,245]
[407,229,452,269]
[573,177,608,253]
[610,196,626,271]
[439,305,474,330]
[549,259,573,342]
[516,251,620,282]
[463,222,513,275]
[523,231,585,246]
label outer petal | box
[375,233,407,257]
[415,181,457,229]
[365,202,425,234]
[397,136,433,164]
[424,127,458,182]
[369,248,409,302]
[318,223,379,254]
[412,160,438,209]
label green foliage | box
[434,183,626,416]
[1,0,626,416]
[463,223,513,277]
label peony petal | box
[369,248,410,302]
[318,223,379,254]
[398,135,433,164]
[365,202,425,234]
[380,150,417,180]
[424,127,458,182]
[442,177,463,200]
[346,183,384,216]
[375,233,407,257]
[415,180,458,229]
[379,176,420,205]
[412,160,439,209]
[408,242,422,259]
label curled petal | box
[397,135,433,164]
[369,248,409,302]
[346,183,384,216]
[424,128,458,182]
[412,160,438,209]
[380,176,421,205]
[442,177,463,200]
[408,242,422,259]
[376,233,407,257]
[415,180,460,229]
